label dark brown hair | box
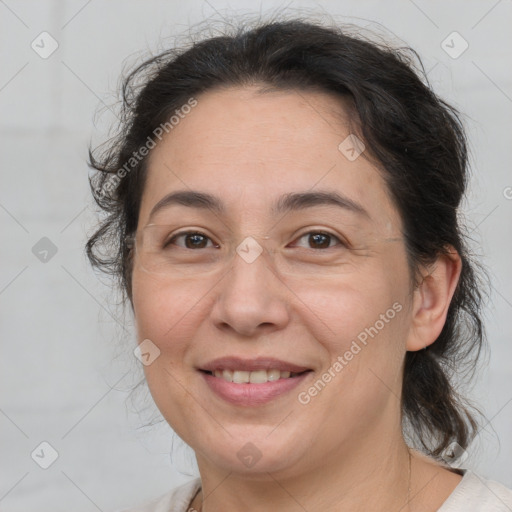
[86,17,487,458]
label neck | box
[192,437,413,512]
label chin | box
[197,435,305,477]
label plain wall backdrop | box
[0,1,511,510]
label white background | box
[0,1,511,510]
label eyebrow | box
[148,189,370,221]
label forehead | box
[138,86,401,233]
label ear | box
[406,247,462,352]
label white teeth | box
[212,369,298,383]
[249,370,267,383]
[233,370,250,383]
[267,369,282,381]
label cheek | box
[132,270,211,342]
[293,259,409,403]
[297,279,408,436]
[293,268,406,351]
[131,272,208,434]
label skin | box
[131,86,463,511]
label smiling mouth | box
[200,369,312,384]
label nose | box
[209,245,291,338]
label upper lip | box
[199,357,312,373]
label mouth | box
[197,356,314,405]
[198,359,314,406]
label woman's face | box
[131,86,415,478]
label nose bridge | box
[226,236,280,297]
[210,237,290,335]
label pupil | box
[186,234,207,249]
[310,233,329,249]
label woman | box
[86,17,512,512]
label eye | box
[166,231,218,249]
[291,231,346,250]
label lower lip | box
[200,371,311,406]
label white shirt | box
[116,469,512,511]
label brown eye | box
[293,231,345,250]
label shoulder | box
[113,477,202,512]
[439,469,512,511]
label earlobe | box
[406,248,462,352]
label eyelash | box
[166,230,347,250]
